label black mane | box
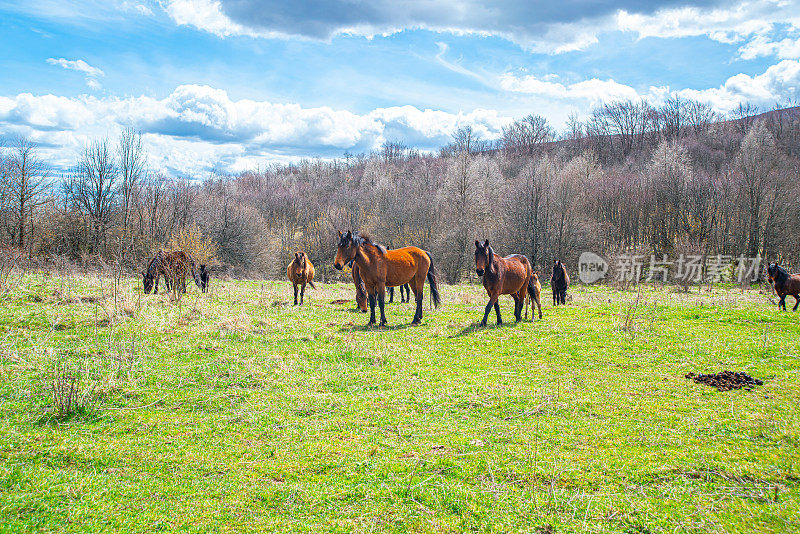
[771,263,789,284]
[349,231,387,254]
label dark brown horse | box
[474,240,532,326]
[334,231,440,326]
[551,260,569,305]
[767,262,800,311]
[287,251,316,305]
[199,264,210,293]
[143,250,202,295]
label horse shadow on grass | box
[449,321,523,338]
[340,322,416,333]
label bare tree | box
[501,114,554,156]
[70,138,118,254]
[7,137,50,249]
[118,128,147,231]
[735,121,781,257]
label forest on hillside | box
[1,98,799,283]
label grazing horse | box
[388,284,411,303]
[334,231,440,326]
[551,260,569,305]
[351,261,368,313]
[199,264,210,293]
[287,251,316,305]
[767,262,800,311]
[525,272,544,321]
[143,250,202,295]
[474,240,532,326]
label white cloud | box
[738,33,800,59]
[500,59,800,114]
[46,58,105,90]
[157,0,800,55]
[0,84,511,175]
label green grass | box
[0,272,798,533]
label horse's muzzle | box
[476,268,484,277]
[334,263,343,271]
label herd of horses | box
[141,234,800,326]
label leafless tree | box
[70,138,118,254]
[7,137,50,249]
[501,114,554,156]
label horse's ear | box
[346,230,352,238]
[337,230,343,238]
[484,239,489,247]
[475,240,480,248]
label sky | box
[1,0,799,176]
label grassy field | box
[0,271,798,533]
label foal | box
[474,240,532,326]
[767,262,800,311]
[287,251,316,305]
[524,272,543,320]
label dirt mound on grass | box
[685,370,763,391]
[330,299,350,305]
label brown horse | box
[524,272,543,320]
[287,251,316,305]
[767,262,800,311]
[334,231,440,326]
[474,240,532,326]
[143,250,202,295]
[551,260,569,305]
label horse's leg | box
[494,300,502,324]
[293,284,298,305]
[794,295,799,312]
[779,295,786,311]
[480,295,497,327]
[553,289,557,306]
[536,293,543,320]
[300,282,306,305]
[411,275,425,324]
[514,294,523,322]
[560,289,566,305]
[368,292,377,325]
[388,286,394,303]
[378,284,387,326]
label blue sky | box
[1,0,799,175]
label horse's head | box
[142,271,154,294]
[294,251,307,273]
[552,260,564,281]
[475,239,493,276]
[334,231,356,270]
[767,262,778,282]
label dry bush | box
[50,354,100,418]
[0,247,25,299]
[167,223,218,266]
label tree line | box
[1,98,798,284]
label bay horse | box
[143,250,202,295]
[287,251,316,305]
[334,231,440,326]
[474,240,532,326]
[551,260,569,305]
[525,272,543,321]
[767,262,800,311]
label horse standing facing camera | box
[551,260,569,305]
[287,251,316,305]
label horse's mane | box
[145,250,163,278]
[774,264,789,283]
[353,232,387,254]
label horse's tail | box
[308,279,317,289]
[425,251,441,309]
